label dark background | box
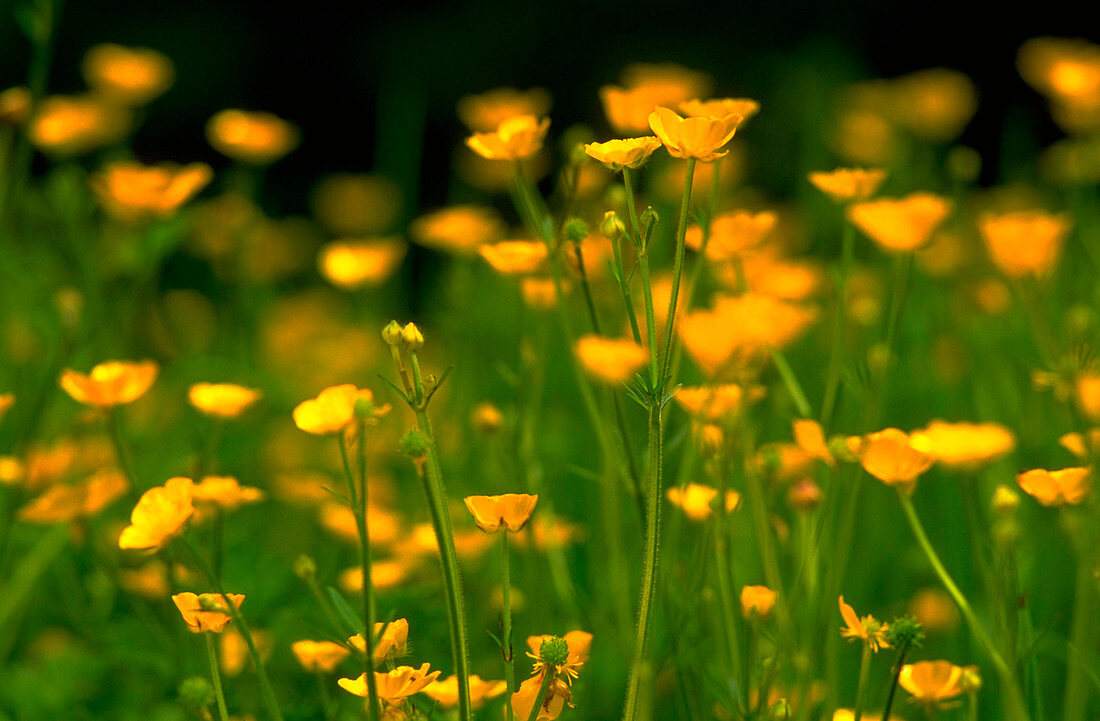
[2,0,1097,214]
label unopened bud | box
[401,322,424,351]
[399,429,431,459]
[990,485,1019,516]
[600,211,625,240]
[293,554,317,581]
[564,218,589,243]
[382,320,403,346]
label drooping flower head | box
[464,494,539,533]
[172,592,244,633]
[838,596,890,652]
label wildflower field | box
[1,6,1099,721]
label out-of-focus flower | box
[793,419,834,466]
[512,673,570,720]
[424,675,507,708]
[118,477,195,551]
[848,193,952,253]
[206,109,299,165]
[466,115,549,161]
[292,640,350,673]
[1019,38,1100,132]
[787,478,823,511]
[0,87,31,126]
[478,241,548,275]
[675,384,762,423]
[0,456,23,485]
[890,69,977,142]
[600,63,711,135]
[666,483,740,521]
[833,109,896,165]
[583,137,662,171]
[457,87,552,132]
[18,468,128,523]
[575,335,648,384]
[311,174,402,235]
[321,502,401,547]
[839,596,889,652]
[409,205,504,256]
[29,95,130,157]
[686,211,776,261]
[910,421,1015,469]
[339,561,410,592]
[648,107,742,162]
[192,476,264,511]
[521,277,560,309]
[809,168,887,203]
[909,588,960,634]
[472,402,504,433]
[81,44,174,105]
[0,393,13,421]
[90,161,212,223]
[118,561,170,599]
[349,618,410,664]
[220,627,272,676]
[849,429,933,492]
[1075,372,1100,422]
[464,494,539,532]
[61,360,158,407]
[293,385,389,435]
[319,239,406,289]
[338,663,440,702]
[188,383,262,418]
[1016,467,1090,505]
[899,660,967,708]
[680,98,760,124]
[172,592,244,633]
[741,585,777,619]
[979,210,1070,278]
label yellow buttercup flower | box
[206,109,299,165]
[0,393,13,421]
[464,493,538,532]
[311,174,402,236]
[847,193,953,252]
[666,483,741,521]
[674,384,762,423]
[188,383,262,418]
[18,468,128,523]
[890,68,977,143]
[808,168,887,203]
[575,335,648,384]
[118,477,195,551]
[29,94,130,157]
[1016,467,1091,506]
[466,115,549,161]
[512,674,571,721]
[685,210,776,261]
[90,161,212,223]
[648,107,742,162]
[425,675,507,709]
[526,630,592,679]
[478,241,548,275]
[1075,372,1100,421]
[850,428,933,492]
[81,44,174,105]
[1018,38,1100,105]
[292,640,351,673]
[583,137,662,171]
[457,87,552,132]
[318,238,407,289]
[192,476,265,511]
[599,63,711,135]
[741,585,777,619]
[793,419,834,466]
[521,277,560,309]
[349,618,410,663]
[899,660,967,708]
[909,588,960,634]
[409,205,504,256]
[838,596,890,652]
[0,86,31,126]
[979,210,1070,278]
[338,663,440,703]
[293,385,389,435]
[680,97,760,124]
[172,592,244,634]
[910,420,1015,469]
[61,360,158,407]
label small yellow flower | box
[478,241,548,275]
[292,640,351,673]
[1016,467,1091,506]
[464,494,539,533]
[741,585,777,619]
[899,660,967,708]
[575,335,648,384]
[511,674,571,721]
[192,476,265,511]
[293,385,389,435]
[909,588,960,634]
[685,211,776,261]
[526,631,592,680]
[666,483,741,521]
[472,402,504,433]
[206,109,299,165]
[793,419,835,466]
[521,277,560,309]
[599,64,711,134]
[850,428,933,492]
[29,95,130,157]
[808,168,887,203]
[349,618,410,664]
[61,360,158,407]
[0,393,13,421]
[979,210,1070,278]
[674,384,762,423]
[188,383,262,418]
[81,44,174,105]
[583,137,662,171]
[338,663,440,703]
[118,477,195,552]
[838,595,890,652]
[0,86,31,126]
[409,206,504,256]
[680,97,760,123]
[890,69,977,143]
[457,87,552,132]
[909,420,1015,469]
[172,592,244,633]
[90,161,212,223]
[847,193,953,252]
[19,468,128,523]
[648,107,742,162]
[424,675,507,709]
[1018,38,1100,105]
[466,115,549,161]
[318,239,407,289]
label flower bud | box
[990,485,1019,516]
[600,211,625,240]
[178,677,215,712]
[473,402,504,434]
[399,429,431,459]
[786,478,822,512]
[640,206,659,229]
[946,146,981,184]
[293,554,317,581]
[353,396,376,419]
[401,322,424,351]
[382,320,403,346]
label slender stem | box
[525,670,556,721]
[1063,548,1092,721]
[820,220,856,430]
[897,493,1030,721]
[658,159,696,381]
[205,632,231,721]
[501,532,516,721]
[881,642,911,721]
[316,671,335,721]
[108,409,143,494]
[852,642,872,721]
[413,406,472,721]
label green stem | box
[501,532,516,721]
[658,158,696,381]
[880,642,911,721]
[897,493,1030,721]
[525,670,556,721]
[852,641,872,721]
[108,409,144,494]
[205,632,231,721]
[1063,548,1093,721]
[820,220,856,430]
[413,406,472,721]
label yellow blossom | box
[899,660,967,708]
[685,211,776,261]
[839,595,890,652]
[910,420,1015,469]
[666,483,741,521]
[850,429,933,492]
[979,210,1070,278]
[188,383,262,418]
[1016,467,1091,506]
[172,592,244,633]
[409,205,504,256]
[118,477,195,552]
[82,44,174,105]
[292,640,351,673]
[424,675,507,709]
[741,585,777,619]
[848,193,953,252]
[575,335,648,384]
[466,115,549,161]
[648,107,742,162]
[60,360,158,407]
[478,241,548,275]
[583,137,662,171]
[338,663,440,702]
[206,109,299,165]
[319,239,407,289]
[464,493,539,532]
[809,168,887,203]
[457,87,552,132]
[293,385,389,435]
